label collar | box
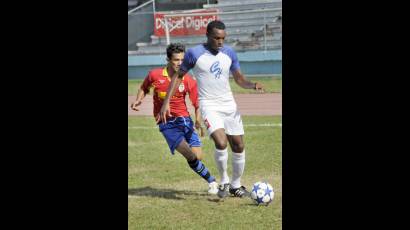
[163,67,184,80]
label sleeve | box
[140,71,153,95]
[180,49,197,73]
[186,76,199,110]
[228,47,240,72]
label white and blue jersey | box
[180,44,244,136]
[180,44,240,109]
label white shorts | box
[201,106,244,136]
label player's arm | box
[194,107,205,137]
[231,69,264,91]
[131,74,151,111]
[130,89,145,111]
[157,70,186,123]
[187,78,204,136]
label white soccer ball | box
[250,181,274,205]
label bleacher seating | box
[130,0,282,55]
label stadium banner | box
[154,9,219,37]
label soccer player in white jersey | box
[159,20,264,198]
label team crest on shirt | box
[178,83,185,92]
[159,79,165,84]
[210,61,222,79]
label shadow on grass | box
[242,202,271,207]
[128,186,209,200]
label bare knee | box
[211,129,228,150]
[228,135,245,153]
[214,140,228,150]
[231,143,244,153]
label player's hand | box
[130,100,142,111]
[157,103,171,123]
[254,82,265,93]
[195,120,204,137]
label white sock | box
[214,148,229,185]
[231,151,245,189]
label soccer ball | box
[250,181,274,205]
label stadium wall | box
[128,50,281,78]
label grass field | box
[128,115,282,229]
[128,76,282,95]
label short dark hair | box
[207,20,225,34]
[166,43,185,59]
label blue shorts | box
[158,116,201,155]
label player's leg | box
[210,128,229,184]
[183,116,219,194]
[179,117,219,194]
[191,147,204,160]
[181,116,205,162]
[225,111,250,198]
[190,146,218,194]
[202,109,231,197]
[175,140,216,185]
[227,134,245,190]
[226,134,249,197]
[160,119,216,187]
[185,118,204,160]
[209,128,231,198]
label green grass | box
[128,115,282,230]
[128,76,282,95]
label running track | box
[128,93,281,116]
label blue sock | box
[188,159,215,183]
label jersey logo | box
[210,61,222,79]
[159,79,165,84]
[178,83,185,92]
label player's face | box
[168,52,184,72]
[207,28,226,51]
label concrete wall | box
[128,50,281,78]
[128,5,154,48]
